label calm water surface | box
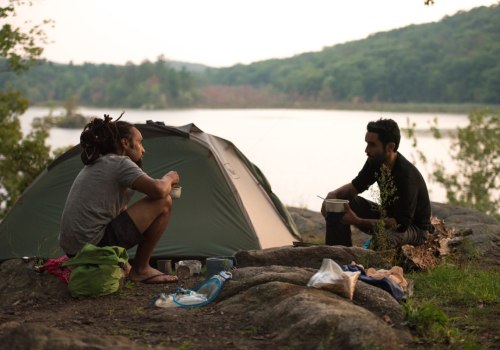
[21,107,467,210]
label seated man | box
[59,115,180,283]
[321,118,434,248]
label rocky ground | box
[0,203,498,350]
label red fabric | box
[38,255,71,285]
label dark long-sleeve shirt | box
[351,152,433,232]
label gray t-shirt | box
[59,154,146,255]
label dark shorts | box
[97,211,143,250]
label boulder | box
[0,323,162,350]
[219,271,411,349]
[235,245,390,270]
[431,202,500,264]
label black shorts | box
[97,211,143,250]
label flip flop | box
[136,273,178,284]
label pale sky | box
[11,0,499,67]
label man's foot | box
[136,273,178,284]
[129,267,178,284]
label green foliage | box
[409,263,500,305]
[406,109,499,220]
[405,262,499,348]
[0,90,51,218]
[0,1,50,73]
[0,1,52,219]
[0,57,200,109]
[2,5,500,108]
[204,4,500,105]
[403,302,449,336]
[41,114,89,129]
[370,165,398,254]
[433,110,499,220]
[176,341,191,350]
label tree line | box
[0,56,199,109]
[1,4,499,110]
[205,4,500,105]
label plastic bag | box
[152,290,208,308]
[307,258,361,300]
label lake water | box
[20,107,468,210]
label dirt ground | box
[0,271,279,350]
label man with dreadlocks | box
[59,114,180,283]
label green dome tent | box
[0,122,300,261]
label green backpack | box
[62,243,129,298]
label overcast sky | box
[11,0,499,67]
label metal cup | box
[170,185,182,199]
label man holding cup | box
[321,118,434,248]
[59,114,180,283]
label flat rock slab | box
[235,245,390,270]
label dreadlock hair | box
[80,113,134,165]
[367,118,401,151]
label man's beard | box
[367,153,385,167]
[135,158,143,169]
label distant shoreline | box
[31,102,499,115]
[192,102,499,115]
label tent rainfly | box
[0,122,301,261]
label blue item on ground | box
[173,271,233,308]
[363,238,372,249]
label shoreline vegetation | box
[35,101,500,114]
[38,113,90,129]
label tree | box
[432,110,499,219]
[405,109,500,220]
[0,1,52,219]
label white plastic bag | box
[307,258,361,300]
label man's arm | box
[131,171,179,199]
[326,183,359,200]
[341,203,397,230]
[323,183,397,230]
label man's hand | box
[340,203,360,226]
[384,217,397,229]
[164,171,180,185]
[132,170,180,199]
[321,183,359,217]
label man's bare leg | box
[126,196,178,282]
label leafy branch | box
[404,110,499,220]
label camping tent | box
[0,121,300,261]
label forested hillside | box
[1,5,498,108]
[0,57,200,108]
[205,4,499,104]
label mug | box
[170,185,182,199]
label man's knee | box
[158,196,172,218]
[143,196,172,220]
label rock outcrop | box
[0,202,498,349]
